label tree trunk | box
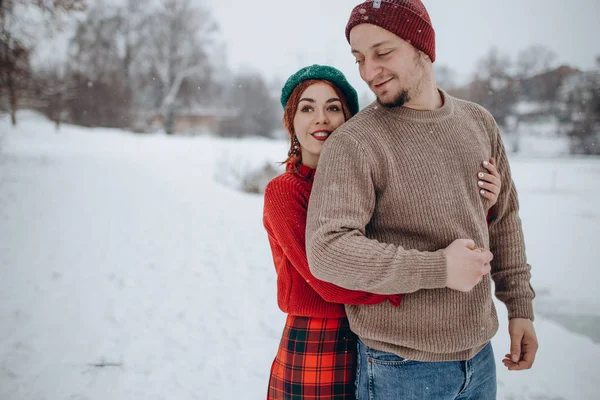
[55,93,62,132]
[165,108,174,134]
[8,74,17,126]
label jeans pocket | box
[366,346,414,366]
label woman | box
[263,65,502,399]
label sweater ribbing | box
[306,90,535,361]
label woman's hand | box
[478,157,501,208]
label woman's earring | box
[288,136,300,156]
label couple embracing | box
[263,1,537,399]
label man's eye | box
[355,59,364,65]
[378,51,391,57]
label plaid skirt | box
[267,315,358,400]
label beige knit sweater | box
[306,90,535,362]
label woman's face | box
[293,82,346,168]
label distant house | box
[495,66,582,136]
[519,66,579,101]
[559,70,600,119]
[149,106,239,134]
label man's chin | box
[377,95,405,108]
[376,89,410,108]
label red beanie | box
[345,0,436,63]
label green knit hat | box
[280,65,360,116]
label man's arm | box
[486,121,538,370]
[488,124,535,320]
[305,133,448,295]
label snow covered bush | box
[214,156,281,194]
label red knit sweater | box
[263,164,402,318]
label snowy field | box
[1,112,599,399]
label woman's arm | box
[263,177,401,306]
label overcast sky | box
[203,0,600,94]
[35,0,600,98]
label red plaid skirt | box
[267,315,358,399]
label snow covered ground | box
[1,112,599,399]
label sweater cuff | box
[417,250,448,289]
[505,298,535,321]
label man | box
[305,0,538,398]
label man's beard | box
[378,88,411,108]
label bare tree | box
[142,0,219,134]
[0,30,29,124]
[469,47,517,127]
[219,72,280,138]
[515,44,557,79]
[116,0,149,84]
[475,47,512,88]
[0,0,85,125]
[66,0,166,128]
[33,62,78,130]
[68,6,122,81]
[66,5,132,127]
[563,60,600,155]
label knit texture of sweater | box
[263,164,402,318]
[306,90,535,361]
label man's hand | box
[502,318,538,371]
[444,239,493,292]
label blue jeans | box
[356,340,496,400]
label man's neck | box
[404,75,443,111]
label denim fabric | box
[355,340,496,400]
